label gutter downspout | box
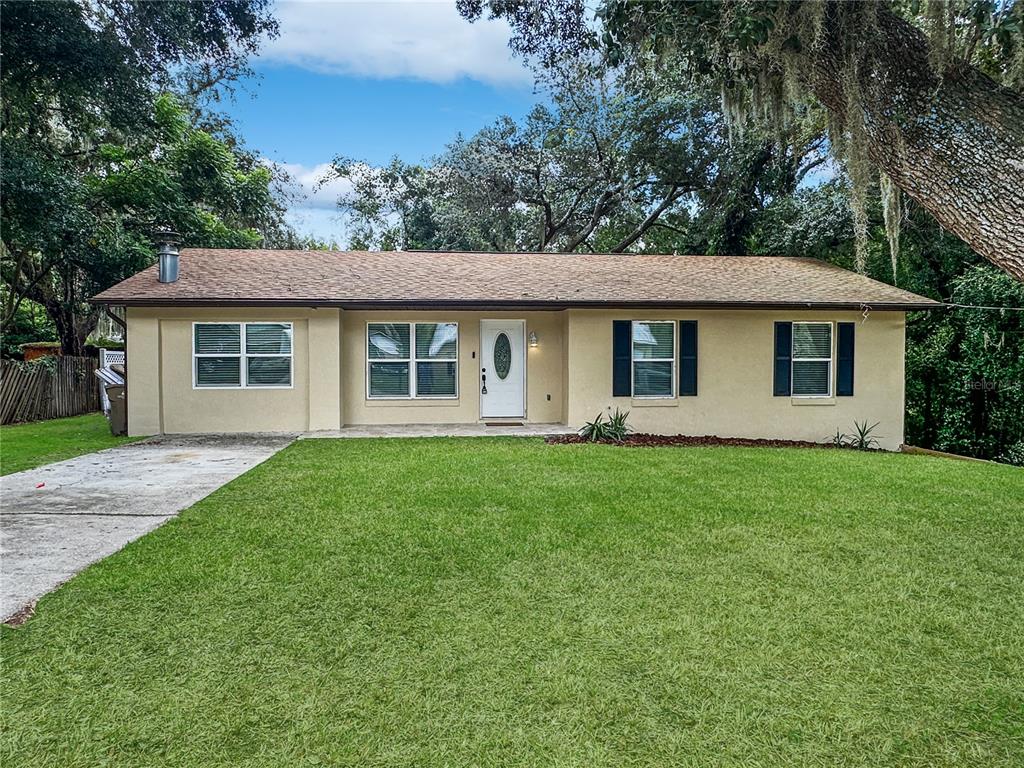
[104,305,127,336]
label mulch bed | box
[547,433,843,450]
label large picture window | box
[367,322,458,399]
[193,322,293,389]
[792,322,833,397]
[632,321,675,398]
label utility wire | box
[943,302,1024,312]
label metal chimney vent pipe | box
[155,228,181,283]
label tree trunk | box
[41,298,90,356]
[812,7,1024,282]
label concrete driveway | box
[0,434,294,622]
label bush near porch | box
[2,438,1022,766]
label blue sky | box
[221,1,538,243]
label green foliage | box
[907,266,1024,461]
[0,293,57,359]
[998,441,1024,467]
[579,408,632,442]
[0,0,278,133]
[329,69,819,254]
[605,407,632,441]
[1,0,284,355]
[462,0,1024,281]
[828,420,882,450]
[1,92,289,353]
[579,413,609,442]
[849,420,882,451]
[86,337,125,351]
[6,355,61,376]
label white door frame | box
[479,319,526,419]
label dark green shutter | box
[837,322,855,396]
[612,320,631,397]
[773,322,792,396]
[679,321,698,396]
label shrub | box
[997,441,1024,467]
[579,409,632,443]
[848,420,881,450]
[827,420,882,451]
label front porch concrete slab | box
[0,434,294,622]
[303,423,577,439]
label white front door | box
[480,320,525,419]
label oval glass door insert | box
[494,332,512,380]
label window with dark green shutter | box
[612,320,631,397]
[678,321,697,396]
[773,322,792,396]
[837,322,855,396]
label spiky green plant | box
[849,420,882,451]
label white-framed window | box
[792,322,833,397]
[367,322,458,399]
[193,322,293,389]
[632,320,675,398]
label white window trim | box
[791,321,833,399]
[366,322,459,400]
[192,322,294,390]
[631,320,676,400]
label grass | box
[0,412,143,476]
[2,438,1022,767]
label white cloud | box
[278,161,352,210]
[271,160,353,244]
[262,0,531,86]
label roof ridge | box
[178,248,820,260]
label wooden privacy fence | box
[1,356,101,424]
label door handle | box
[481,368,487,395]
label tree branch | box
[610,184,682,252]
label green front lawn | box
[3,439,1022,766]
[0,412,143,476]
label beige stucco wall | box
[126,306,341,435]
[126,305,906,448]
[125,307,564,434]
[341,311,564,426]
[564,308,907,450]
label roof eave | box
[89,297,942,311]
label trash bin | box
[95,365,126,432]
[105,385,127,436]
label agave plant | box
[579,409,632,443]
[848,420,881,450]
[605,408,632,443]
[579,413,608,442]
[828,427,848,448]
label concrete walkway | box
[304,423,577,439]
[0,434,294,622]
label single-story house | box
[92,247,941,449]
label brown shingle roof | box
[91,249,941,310]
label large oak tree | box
[460,0,1024,281]
[1,0,283,353]
[327,68,824,254]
